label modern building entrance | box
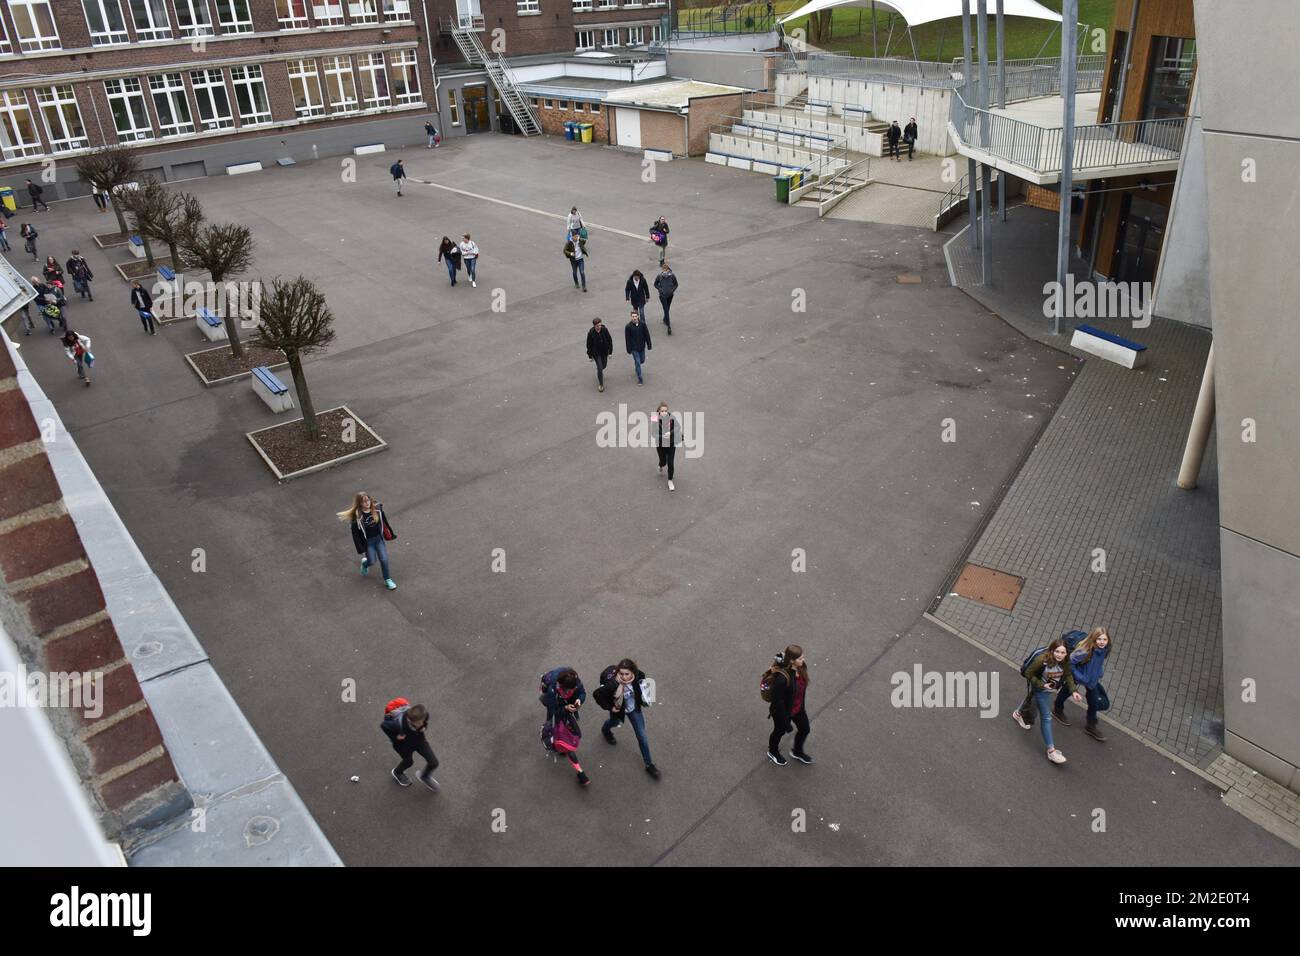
[463,85,491,133]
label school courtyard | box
[16,133,1298,865]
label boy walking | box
[390,159,406,196]
[586,317,613,392]
[26,179,49,212]
[381,701,440,791]
[564,230,588,292]
[625,309,652,387]
[653,262,677,334]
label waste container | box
[0,186,15,215]
[774,174,791,204]
[564,121,575,141]
[579,123,594,143]
[789,170,803,191]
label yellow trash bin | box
[0,187,15,214]
[579,123,594,143]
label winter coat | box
[564,237,588,259]
[624,319,652,354]
[653,270,678,297]
[1024,651,1079,695]
[67,257,94,282]
[130,287,153,311]
[381,708,428,756]
[1069,644,1109,689]
[625,275,650,307]
[540,668,587,721]
[349,505,395,555]
[903,121,918,143]
[592,667,650,712]
[438,241,462,266]
[586,325,613,359]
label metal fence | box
[708,113,850,181]
[674,3,777,35]
[804,53,956,87]
[951,55,1106,103]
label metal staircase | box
[449,18,541,137]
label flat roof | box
[601,79,746,109]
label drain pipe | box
[1178,344,1215,490]
[421,0,439,96]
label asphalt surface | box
[17,134,1299,865]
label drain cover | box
[897,273,922,284]
[952,563,1024,610]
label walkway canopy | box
[779,0,1062,27]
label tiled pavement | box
[826,154,960,230]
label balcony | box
[440,14,485,31]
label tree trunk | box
[167,241,180,272]
[288,353,318,441]
[111,199,129,237]
[141,234,156,267]
[212,272,245,359]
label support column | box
[996,0,1006,221]
[872,0,878,58]
[1178,345,1216,490]
[1054,0,1078,335]
[961,0,978,249]
[977,0,992,284]
[1114,0,1140,120]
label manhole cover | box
[897,273,922,284]
[952,563,1024,610]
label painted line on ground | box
[410,178,649,242]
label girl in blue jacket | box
[1053,627,1113,741]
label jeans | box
[657,242,667,265]
[659,294,672,329]
[394,736,439,776]
[630,349,645,382]
[570,257,586,289]
[1057,684,1100,726]
[592,353,607,386]
[444,258,458,285]
[465,258,477,282]
[74,353,87,380]
[364,535,391,579]
[0,232,9,251]
[905,139,915,159]
[603,709,653,767]
[138,309,155,333]
[657,445,676,479]
[769,710,810,756]
[629,302,645,322]
[1017,686,1057,750]
[427,134,437,147]
[73,278,90,298]
[19,305,33,333]
[394,177,403,194]
[25,238,36,258]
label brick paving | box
[826,154,960,230]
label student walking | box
[43,256,65,291]
[61,330,93,387]
[566,206,585,236]
[624,308,652,387]
[66,251,94,301]
[763,645,813,766]
[1012,636,1084,764]
[424,121,440,148]
[564,230,588,292]
[1053,628,1113,742]
[26,179,49,212]
[381,699,439,790]
[0,217,11,252]
[17,303,35,336]
[903,117,918,160]
[887,121,902,161]
[586,317,613,392]
[91,183,109,211]
[653,262,677,334]
[649,216,669,265]
[20,223,37,259]
[593,659,660,779]
[32,279,65,333]
[539,667,590,786]
[130,281,156,334]
[652,401,680,491]
[390,159,406,196]
[437,235,462,286]
[338,492,398,591]
[459,234,479,287]
[625,269,650,322]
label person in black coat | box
[903,117,918,160]
[381,702,439,790]
[130,281,156,334]
[67,250,94,301]
[887,121,902,161]
[586,317,614,392]
[653,262,678,334]
[593,659,659,778]
[624,309,652,386]
[766,644,813,766]
[625,269,651,322]
[437,236,461,286]
[26,179,49,212]
[338,492,398,590]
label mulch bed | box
[93,232,133,248]
[115,256,175,281]
[185,342,287,385]
[247,406,386,481]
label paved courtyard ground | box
[13,134,1298,865]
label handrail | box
[740,89,880,130]
[441,14,484,31]
[817,155,871,215]
[708,113,850,182]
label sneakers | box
[667,480,675,491]
[666,327,672,335]
[582,287,588,293]
[1047,749,1068,764]
[636,380,644,387]
[790,751,814,765]
[1084,723,1107,742]
[602,728,617,745]
[392,767,413,787]
[576,771,590,787]
[419,772,440,792]
[385,578,397,590]
[1012,710,1031,731]
[471,280,477,288]
[1052,707,1072,726]
[767,751,787,767]
[645,764,660,779]
[597,383,605,392]
[361,558,370,576]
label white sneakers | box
[1047,749,1067,764]
[667,480,675,491]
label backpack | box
[759,665,788,703]
[390,162,402,177]
[384,697,409,714]
[650,229,666,246]
[537,667,574,705]
[1020,630,1086,676]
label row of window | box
[574,24,658,50]
[2,0,413,55]
[531,97,598,113]
[0,50,421,161]
[570,0,665,11]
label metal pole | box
[1055,0,1078,335]
[978,0,992,284]
[1114,0,1140,121]
[996,0,1006,221]
[872,1,877,58]
[908,26,919,63]
[962,0,978,249]
[1177,344,1215,490]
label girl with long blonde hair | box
[338,492,398,590]
[1053,627,1114,741]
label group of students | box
[435,234,481,288]
[1012,627,1114,764]
[886,118,919,161]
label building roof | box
[601,79,746,109]
[779,0,1060,27]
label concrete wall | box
[686,93,744,156]
[806,77,955,156]
[665,49,777,89]
[1151,82,1210,328]
[661,31,779,53]
[1195,0,1300,791]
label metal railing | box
[804,53,957,87]
[708,113,850,182]
[949,90,1186,175]
[439,13,484,31]
[951,55,1106,103]
[816,155,871,215]
[797,53,1107,97]
[674,3,776,36]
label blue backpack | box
[1020,630,1087,677]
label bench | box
[1071,324,1148,369]
[643,148,673,163]
[196,307,227,342]
[225,161,263,176]
[353,143,386,156]
[158,265,175,281]
[806,99,832,116]
[128,235,145,260]
[275,157,296,167]
[251,365,294,413]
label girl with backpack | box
[380,700,439,791]
[652,401,680,492]
[20,222,38,260]
[1053,627,1113,742]
[61,330,93,387]
[337,492,398,590]
[649,216,669,265]
[437,236,462,286]
[540,667,589,786]
[458,234,479,287]
[1012,637,1084,764]
[764,644,812,766]
[593,659,659,779]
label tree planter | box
[93,232,134,249]
[184,342,288,386]
[246,405,387,482]
[115,256,176,282]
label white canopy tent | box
[778,0,1062,27]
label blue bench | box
[251,365,294,413]
[158,265,175,281]
[128,235,145,259]
[1072,324,1148,369]
[196,306,227,342]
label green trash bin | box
[579,123,594,143]
[774,174,791,203]
[564,121,575,141]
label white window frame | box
[388,49,421,105]
[230,64,272,126]
[149,72,194,137]
[627,25,643,44]
[173,0,213,36]
[0,16,11,53]
[323,55,359,113]
[516,0,538,13]
[105,77,154,142]
[543,99,553,110]
[357,52,390,109]
[574,29,594,50]
[310,0,342,24]
[83,0,130,45]
[36,86,88,153]
[276,0,309,29]
[9,1,61,52]
[595,0,616,8]
[624,0,641,5]
[347,0,377,23]
[600,28,618,47]
[128,0,173,40]
[446,87,459,126]
[571,0,591,9]
[213,0,252,32]
[381,0,409,22]
[288,58,326,117]
[650,23,662,41]
[0,91,42,161]
[190,68,235,130]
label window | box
[129,0,172,39]
[572,0,591,9]
[105,77,153,141]
[650,23,662,41]
[558,100,569,110]
[149,73,194,137]
[627,25,643,44]
[381,0,409,21]
[288,58,326,117]
[276,0,308,28]
[1143,36,1196,121]
[447,88,459,126]
[388,49,421,105]
[311,0,342,24]
[574,29,594,50]
[36,86,88,153]
[543,99,553,109]
[173,0,212,36]
[0,92,41,161]
[347,0,377,23]
[625,0,641,5]
[83,0,129,44]
[0,17,10,53]
[230,65,271,125]
[600,28,618,47]
[596,0,616,8]
[190,68,234,129]
[516,0,538,12]
[10,1,60,51]
[323,55,358,113]
[213,0,251,32]
[357,52,390,109]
